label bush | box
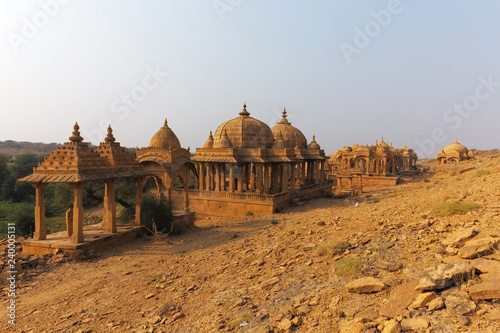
[11,203,35,236]
[334,256,363,277]
[315,239,349,256]
[432,200,481,217]
[245,211,254,216]
[476,169,490,177]
[140,195,174,234]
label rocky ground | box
[1,151,499,332]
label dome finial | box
[278,106,291,124]
[105,125,116,143]
[163,118,170,128]
[69,122,83,143]
[455,137,458,143]
[239,102,250,116]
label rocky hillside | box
[0,140,62,159]
[1,151,499,332]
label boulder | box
[344,277,384,294]
[458,237,498,259]
[381,319,400,333]
[445,295,476,316]
[471,258,500,274]
[400,317,429,331]
[442,227,478,247]
[379,280,420,318]
[469,278,500,300]
[415,263,474,291]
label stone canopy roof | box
[19,123,150,184]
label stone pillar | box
[195,164,200,190]
[281,163,289,192]
[244,164,249,191]
[290,163,296,192]
[215,164,221,191]
[301,162,306,184]
[220,164,226,191]
[256,164,263,194]
[263,164,270,194]
[71,182,86,243]
[314,161,321,184]
[237,164,244,192]
[208,164,213,191]
[184,169,190,213]
[104,178,118,234]
[66,208,73,237]
[199,163,204,190]
[271,164,279,193]
[229,164,235,192]
[32,183,48,241]
[249,163,255,190]
[135,176,148,226]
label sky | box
[0,0,499,158]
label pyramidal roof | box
[19,123,149,183]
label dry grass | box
[334,256,363,277]
[314,238,349,256]
[228,310,251,329]
[432,200,481,217]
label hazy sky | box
[1,0,499,158]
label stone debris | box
[381,319,400,333]
[427,297,445,311]
[410,292,437,309]
[344,277,385,294]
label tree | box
[0,154,14,200]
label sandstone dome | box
[212,103,274,149]
[270,108,307,149]
[149,119,181,150]
[444,138,468,156]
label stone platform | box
[21,224,144,255]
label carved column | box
[215,164,220,191]
[220,164,226,191]
[281,163,289,193]
[263,164,270,194]
[104,178,118,233]
[194,164,200,189]
[290,163,296,192]
[199,163,204,190]
[184,169,190,213]
[237,164,244,192]
[229,164,235,192]
[244,164,249,191]
[71,182,86,243]
[208,164,213,191]
[249,163,255,190]
[256,163,263,194]
[32,183,48,241]
[135,176,148,226]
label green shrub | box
[140,195,174,234]
[245,211,254,216]
[270,219,279,225]
[432,200,481,217]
